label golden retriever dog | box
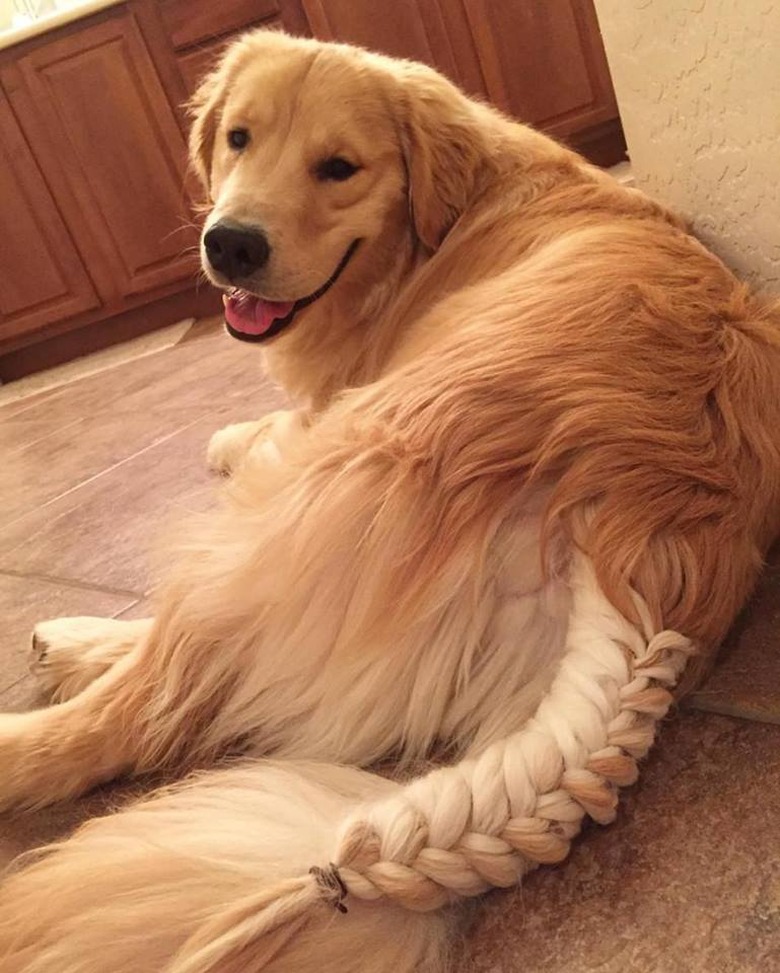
[2,29,780,973]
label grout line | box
[0,386,68,420]
[113,598,145,618]
[0,568,143,600]
[0,415,208,540]
[116,600,151,620]
[0,673,27,698]
[1,416,84,457]
[685,696,780,727]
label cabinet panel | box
[301,0,486,97]
[461,0,618,136]
[160,0,280,51]
[177,39,231,96]
[11,12,197,301]
[0,93,98,341]
[293,0,622,161]
[178,20,283,95]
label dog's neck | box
[261,217,424,410]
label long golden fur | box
[1,29,779,973]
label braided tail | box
[168,554,695,972]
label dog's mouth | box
[222,239,361,344]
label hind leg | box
[31,617,153,703]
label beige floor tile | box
[0,387,60,421]
[0,318,195,410]
[0,417,82,457]
[0,410,275,592]
[0,673,44,713]
[2,326,273,425]
[0,410,206,529]
[117,597,156,620]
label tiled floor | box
[1,319,779,971]
[0,318,287,704]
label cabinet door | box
[299,0,487,98]
[7,11,198,302]
[160,0,281,51]
[176,23,279,97]
[460,0,619,139]
[288,0,622,162]
[0,92,98,343]
[177,38,234,96]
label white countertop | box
[0,0,124,53]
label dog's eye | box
[316,157,359,182]
[227,128,250,151]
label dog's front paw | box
[207,413,299,474]
[207,421,265,475]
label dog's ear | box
[397,67,495,251]
[188,44,249,196]
[188,72,224,195]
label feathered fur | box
[1,29,779,973]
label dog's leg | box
[0,607,240,811]
[0,654,140,811]
[31,617,153,702]
[207,409,306,474]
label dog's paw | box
[32,616,91,662]
[207,421,265,475]
[32,617,98,696]
[207,414,298,474]
[31,616,144,702]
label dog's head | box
[189,31,494,344]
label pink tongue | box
[224,293,295,336]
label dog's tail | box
[166,556,694,973]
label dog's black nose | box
[203,221,271,280]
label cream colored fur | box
[31,617,153,703]
[206,410,307,475]
[1,28,780,973]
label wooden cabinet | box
[297,0,486,97]
[0,1,218,379]
[0,93,99,342]
[162,0,290,95]
[460,0,620,151]
[4,12,196,301]
[289,0,621,162]
[177,39,235,95]
[159,0,282,51]
[172,0,623,162]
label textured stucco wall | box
[593,0,780,292]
